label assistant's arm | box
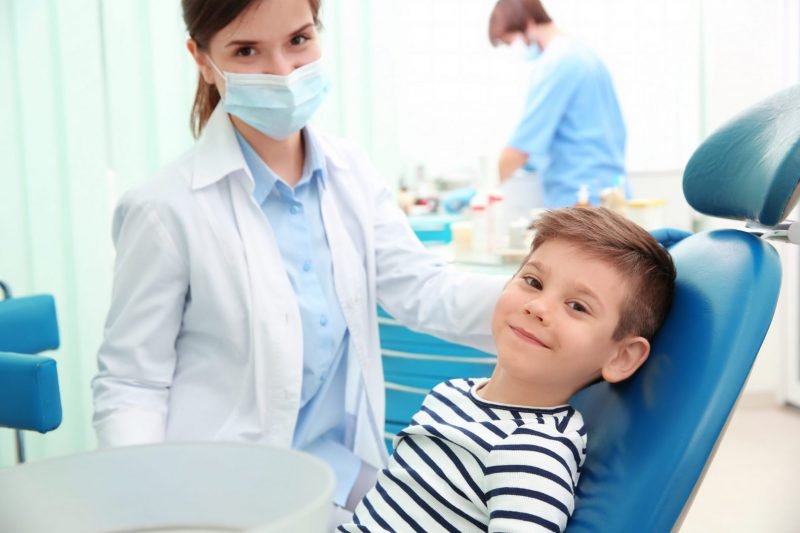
[91,195,189,447]
[498,146,531,181]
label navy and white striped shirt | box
[338,378,586,532]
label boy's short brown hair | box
[527,207,676,342]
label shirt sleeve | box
[91,193,189,447]
[508,52,585,165]
[484,426,584,532]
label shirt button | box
[320,315,328,326]
[303,260,312,272]
[290,204,300,215]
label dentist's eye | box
[290,34,309,46]
[235,46,256,57]
[567,301,588,313]
[522,276,542,290]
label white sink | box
[0,442,334,533]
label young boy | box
[338,207,676,532]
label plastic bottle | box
[575,184,591,207]
[487,192,505,252]
[469,202,489,256]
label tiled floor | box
[679,399,800,532]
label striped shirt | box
[338,378,586,533]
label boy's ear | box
[601,337,651,384]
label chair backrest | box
[0,294,60,354]
[566,230,780,532]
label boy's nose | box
[523,298,550,324]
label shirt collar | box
[191,104,251,191]
[190,104,337,193]
[235,128,328,205]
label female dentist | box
[489,0,627,208]
[91,0,504,522]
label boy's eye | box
[522,275,542,290]
[567,301,588,313]
[235,46,256,57]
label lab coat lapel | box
[319,152,389,467]
[228,165,303,447]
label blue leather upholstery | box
[567,231,780,531]
[0,352,62,432]
[0,294,62,434]
[683,84,800,225]
[0,295,60,354]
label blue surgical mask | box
[509,36,542,61]
[208,57,330,140]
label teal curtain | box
[0,0,366,468]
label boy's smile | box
[509,325,550,349]
[482,238,648,407]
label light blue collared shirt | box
[509,35,627,207]
[236,129,359,506]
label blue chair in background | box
[0,281,62,463]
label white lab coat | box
[92,105,505,469]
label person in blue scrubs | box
[489,0,627,208]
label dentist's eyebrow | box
[225,39,259,48]
[288,23,314,36]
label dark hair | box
[182,0,322,138]
[527,207,676,342]
[488,0,552,46]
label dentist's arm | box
[92,194,188,447]
[367,168,506,354]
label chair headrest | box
[0,295,60,354]
[683,84,800,226]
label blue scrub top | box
[509,35,627,207]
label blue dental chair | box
[0,282,62,463]
[566,84,800,531]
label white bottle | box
[487,192,506,252]
[469,203,489,256]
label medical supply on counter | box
[469,202,489,255]
[508,217,533,250]
[487,191,506,252]
[575,184,591,206]
[442,187,478,214]
[409,214,459,244]
[397,183,414,215]
[626,198,666,230]
[449,220,473,260]
[600,175,627,214]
